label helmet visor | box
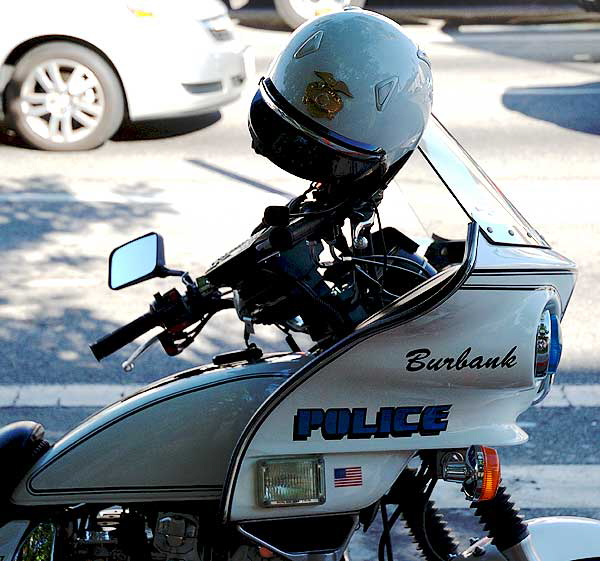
[249,78,387,184]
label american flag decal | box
[334,466,363,487]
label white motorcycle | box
[2,117,598,561]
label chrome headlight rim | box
[532,305,562,406]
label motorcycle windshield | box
[416,116,549,248]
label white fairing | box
[468,517,600,560]
[268,9,433,164]
[222,120,577,522]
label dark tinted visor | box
[249,78,387,184]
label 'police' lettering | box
[293,404,451,441]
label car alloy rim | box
[18,59,105,144]
[290,0,351,20]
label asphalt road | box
[1,20,600,559]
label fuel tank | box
[12,354,307,506]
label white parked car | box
[0,0,254,151]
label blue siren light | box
[548,313,563,375]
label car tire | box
[274,0,366,29]
[5,41,125,151]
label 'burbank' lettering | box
[405,346,518,373]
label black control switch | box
[263,206,290,227]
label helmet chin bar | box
[249,79,389,189]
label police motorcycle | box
[3,8,600,561]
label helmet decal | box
[302,71,353,120]
[375,77,399,112]
[294,30,324,59]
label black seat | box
[1,421,50,499]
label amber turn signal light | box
[478,446,501,501]
[464,445,501,501]
[441,445,501,502]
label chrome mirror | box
[109,232,166,290]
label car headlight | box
[126,0,157,17]
[203,15,235,41]
[257,456,325,507]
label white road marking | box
[431,465,600,508]
[0,384,144,407]
[505,86,600,96]
[0,384,597,408]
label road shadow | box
[0,174,295,385]
[0,123,28,148]
[439,25,600,133]
[234,11,290,32]
[442,25,600,65]
[0,175,173,254]
[502,81,600,135]
[0,112,222,148]
[113,112,222,141]
[186,157,295,198]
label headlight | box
[532,308,562,405]
[257,457,325,507]
[535,310,551,378]
[535,309,562,378]
[548,312,562,375]
[203,15,235,41]
[126,0,157,17]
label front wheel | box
[5,41,125,151]
[273,0,366,29]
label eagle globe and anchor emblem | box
[302,71,353,120]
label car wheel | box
[274,0,366,29]
[5,41,125,151]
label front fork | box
[387,450,543,561]
[468,486,541,561]
[500,538,542,561]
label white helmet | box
[249,8,433,188]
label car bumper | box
[133,45,254,121]
[120,17,255,121]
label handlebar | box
[90,312,159,361]
[91,208,340,363]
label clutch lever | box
[122,334,161,372]
[352,213,375,250]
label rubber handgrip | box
[90,312,158,361]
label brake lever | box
[352,213,375,250]
[121,334,161,372]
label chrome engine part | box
[153,513,201,561]
[73,528,127,561]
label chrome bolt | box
[353,236,368,250]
